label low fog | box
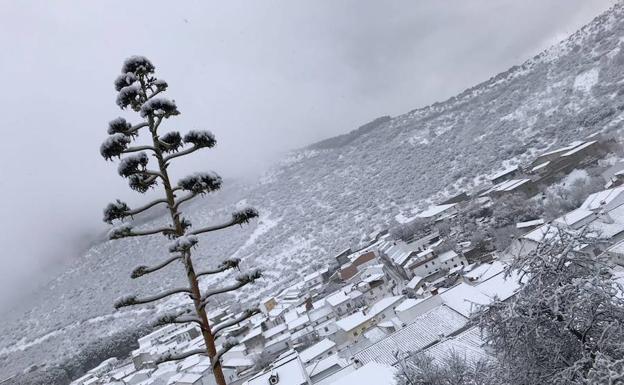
[0,0,615,310]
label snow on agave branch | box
[477,229,624,385]
[100,56,261,385]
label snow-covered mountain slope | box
[4,2,624,380]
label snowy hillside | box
[4,2,624,380]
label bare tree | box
[477,230,624,385]
[100,56,261,385]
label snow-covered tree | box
[478,230,624,385]
[101,56,261,385]
[394,351,497,385]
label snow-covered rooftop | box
[516,218,545,229]
[522,224,561,243]
[493,178,531,192]
[463,261,506,282]
[245,350,309,385]
[607,240,624,255]
[222,357,254,369]
[531,161,550,172]
[438,250,458,262]
[406,275,424,290]
[335,296,403,332]
[561,140,597,157]
[540,140,585,157]
[476,271,522,302]
[394,298,426,313]
[328,362,396,385]
[240,326,263,343]
[440,283,492,317]
[263,323,287,339]
[352,305,467,366]
[299,338,336,364]
[581,186,624,211]
[422,327,488,363]
[554,208,595,227]
[416,204,457,218]
[287,314,310,330]
[586,221,624,240]
[488,165,518,181]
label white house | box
[326,287,364,317]
[407,249,467,278]
[298,338,337,365]
[334,296,404,347]
[244,350,311,385]
[394,295,443,325]
[314,318,339,340]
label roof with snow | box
[169,372,203,383]
[406,275,424,290]
[522,224,561,243]
[416,204,457,218]
[493,178,531,192]
[586,221,624,240]
[240,327,263,343]
[581,186,624,211]
[363,326,389,343]
[352,305,467,366]
[245,350,309,385]
[335,296,403,332]
[287,314,310,330]
[608,240,624,255]
[438,250,459,262]
[516,219,545,229]
[476,271,522,302]
[305,354,348,378]
[222,357,254,368]
[561,140,597,156]
[395,298,426,313]
[554,208,595,227]
[539,140,585,157]
[309,305,333,324]
[263,323,288,339]
[299,338,336,364]
[479,178,532,197]
[329,362,396,385]
[463,261,505,282]
[304,268,328,282]
[531,161,550,172]
[422,327,489,363]
[488,165,518,181]
[440,283,492,317]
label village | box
[70,133,624,385]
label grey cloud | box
[0,0,614,310]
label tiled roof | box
[353,305,467,366]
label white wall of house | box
[396,296,443,324]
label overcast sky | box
[0,0,615,309]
